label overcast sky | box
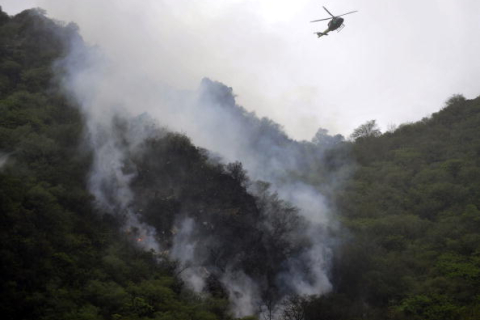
[2,0,480,140]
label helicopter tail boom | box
[315,31,329,38]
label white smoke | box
[0,152,11,170]
[170,218,208,293]
[191,80,337,298]
[169,217,263,316]
[49,2,346,316]
[57,33,160,252]
[221,269,261,318]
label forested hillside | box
[0,8,326,320]
[0,8,242,320]
[1,6,480,320]
[315,95,480,319]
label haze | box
[2,0,480,140]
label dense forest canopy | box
[0,8,235,320]
[1,7,480,320]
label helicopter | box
[311,6,358,38]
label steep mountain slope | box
[316,95,480,319]
[2,6,480,320]
[0,8,235,320]
[54,14,350,314]
[0,8,338,319]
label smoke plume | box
[50,3,349,317]
[0,152,11,170]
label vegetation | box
[1,6,480,320]
[312,94,480,319]
[0,8,233,320]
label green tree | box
[350,119,382,140]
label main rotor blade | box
[310,17,332,22]
[338,10,358,17]
[323,6,335,17]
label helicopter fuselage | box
[328,17,344,31]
